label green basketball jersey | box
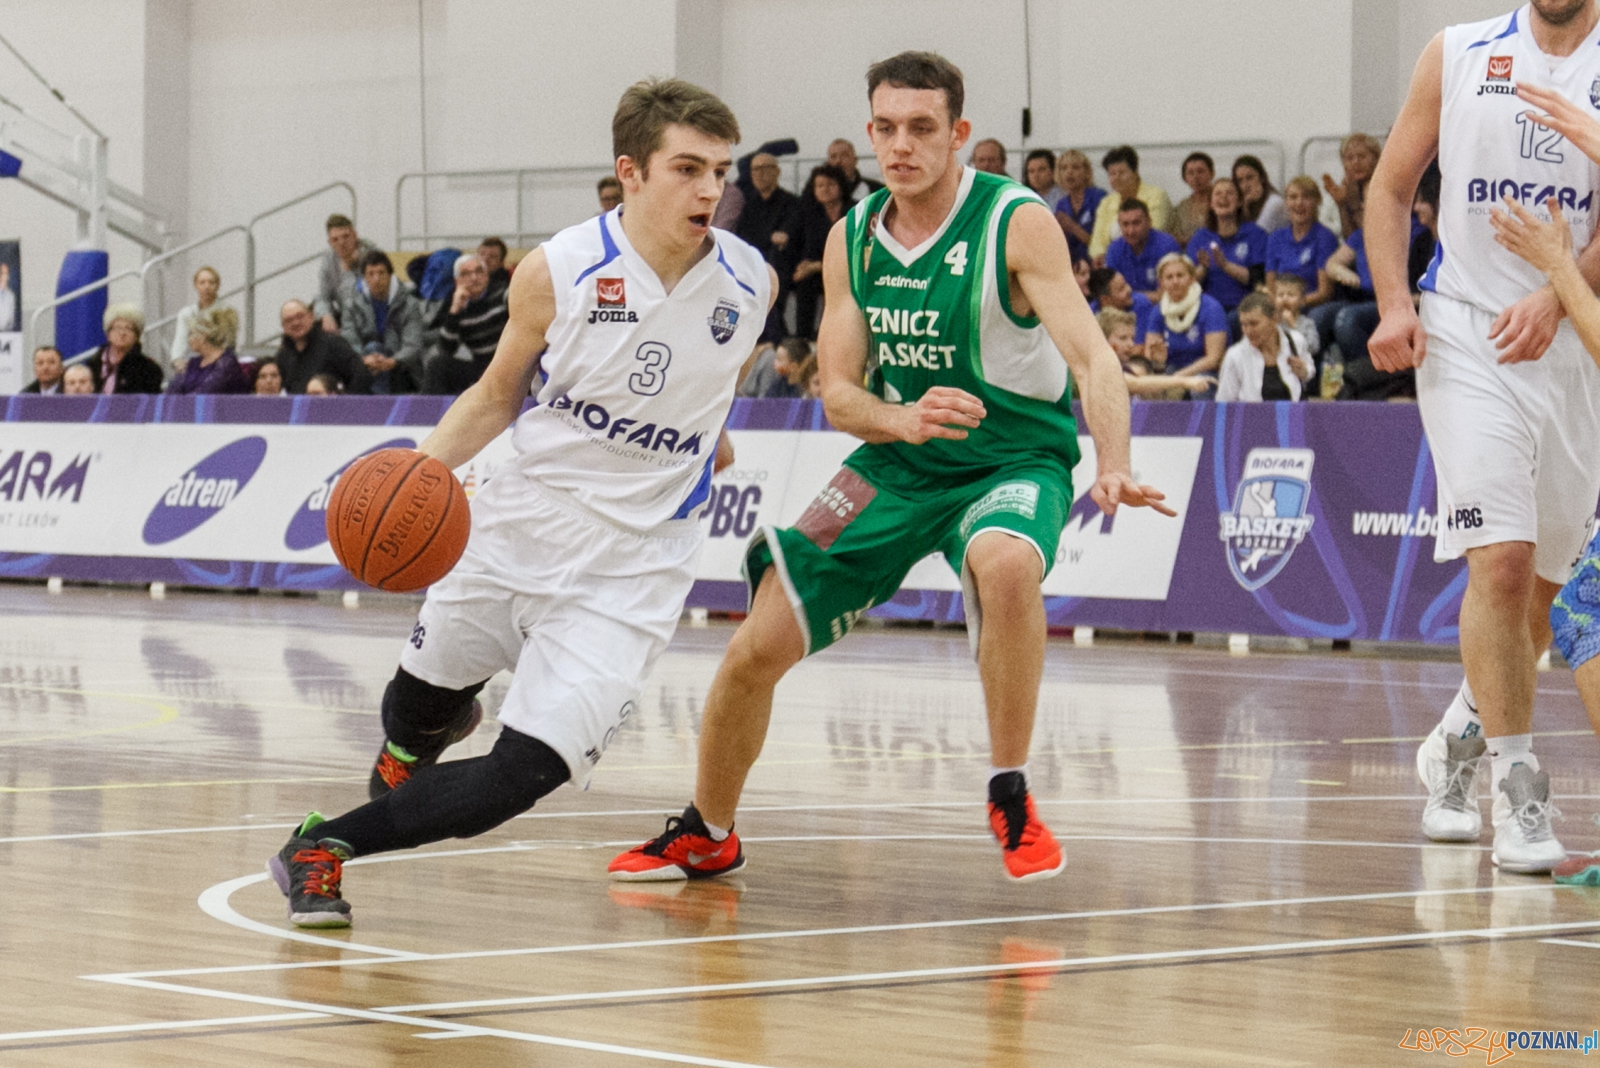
[843,167,1081,492]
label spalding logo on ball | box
[326,448,471,591]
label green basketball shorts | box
[744,459,1073,657]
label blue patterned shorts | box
[1552,528,1600,671]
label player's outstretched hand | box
[1490,283,1563,365]
[1368,304,1427,372]
[1517,83,1600,166]
[1491,195,1574,277]
[898,386,985,444]
[1090,472,1177,518]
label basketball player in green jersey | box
[612,51,1171,883]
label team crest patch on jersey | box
[708,297,740,344]
[1590,74,1600,110]
[597,278,626,306]
[1218,448,1316,592]
[1487,55,1512,81]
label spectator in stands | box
[1265,177,1339,359]
[253,359,285,396]
[792,164,853,340]
[711,179,744,230]
[93,304,163,394]
[1322,133,1381,238]
[1105,200,1182,301]
[736,152,800,342]
[341,249,422,394]
[62,364,94,395]
[827,139,882,202]
[597,176,623,214]
[170,266,227,371]
[22,346,63,394]
[1023,149,1064,211]
[1171,152,1215,246]
[1089,146,1173,259]
[1409,161,1441,290]
[1140,254,1227,381]
[1055,149,1105,263]
[0,263,13,332]
[275,299,372,395]
[801,355,823,399]
[740,337,810,398]
[316,214,377,333]
[305,373,343,396]
[1188,178,1268,315]
[478,238,511,291]
[167,308,250,395]
[424,253,508,395]
[1087,266,1157,341]
[1099,308,1216,398]
[1216,292,1316,402]
[1073,253,1092,300]
[1233,155,1287,232]
[970,138,1007,175]
[1272,274,1319,356]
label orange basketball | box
[326,447,471,592]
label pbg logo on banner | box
[284,437,416,550]
[1219,447,1315,591]
[142,436,267,545]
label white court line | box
[1542,937,1600,950]
[139,877,1539,981]
[84,976,781,1068]
[196,872,421,958]
[0,1013,326,1044]
[369,918,1600,1014]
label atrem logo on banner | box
[142,437,268,545]
[1219,448,1316,591]
[284,437,416,550]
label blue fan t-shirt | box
[1265,222,1339,291]
[1345,229,1375,297]
[1058,186,1107,262]
[1137,293,1229,372]
[1186,223,1268,311]
[1106,229,1183,293]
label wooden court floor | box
[1,584,1599,1066]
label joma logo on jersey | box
[1487,55,1513,81]
[1467,179,1595,210]
[0,450,91,503]
[865,306,941,337]
[547,393,704,455]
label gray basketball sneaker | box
[1491,764,1565,874]
[1417,725,1487,842]
[267,813,354,928]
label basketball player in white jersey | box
[1367,0,1600,872]
[265,79,777,927]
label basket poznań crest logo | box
[1219,448,1316,591]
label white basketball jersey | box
[511,207,770,531]
[1426,6,1600,313]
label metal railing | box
[394,165,611,251]
[244,180,356,342]
[1299,134,1389,181]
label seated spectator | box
[1271,274,1320,356]
[315,214,378,333]
[1073,253,1092,300]
[1055,150,1105,263]
[597,176,623,214]
[1265,176,1340,359]
[170,266,232,372]
[424,253,509,395]
[740,337,811,398]
[478,237,511,291]
[22,346,64,394]
[1409,161,1441,291]
[93,304,164,394]
[1187,178,1268,315]
[735,152,801,342]
[1233,155,1287,232]
[793,165,853,340]
[275,299,372,395]
[1334,170,1432,402]
[340,249,422,394]
[167,309,251,395]
[798,353,822,399]
[1216,292,1316,402]
[711,179,744,230]
[1171,152,1215,246]
[62,364,95,394]
[970,138,1007,175]
[1087,266,1158,341]
[1098,308,1216,398]
[1105,200,1182,300]
[1322,133,1382,238]
[305,373,343,396]
[1090,145,1173,259]
[1139,254,1227,380]
[1023,149,1065,211]
[827,139,883,202]
[253,359,285,396]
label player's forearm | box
[1366,172,1419,315]
[1081,348,1133,476]
[1547,258,1600,366]
[820,379,905,444]
[420,379,523,469]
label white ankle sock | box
[703,819,730,842]
[989,765,1028,785]
[1440,679,1482,740]
[1486,733,1537,790]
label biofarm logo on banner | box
[1219,448,1316,591]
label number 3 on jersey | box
[629,341,672,396]
[944,241,968,276]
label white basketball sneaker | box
[1491,764,1565,874]
[1416,724,1486,842]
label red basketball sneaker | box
[609,804,746,882]
[988,773,1065,882]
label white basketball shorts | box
[399,467,703,784]
[1417,292,1600,584]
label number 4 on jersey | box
[944,241,968,276]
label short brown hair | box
[866,51,964,122]
[1238,292,1276,319]
[596,176,622,194]
[612,78,740,175]
[325,213,354,232]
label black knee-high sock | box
[315,728,570,856]
[382,668,488,757]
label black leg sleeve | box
[315,727,571,857]
[381,667,487,756]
